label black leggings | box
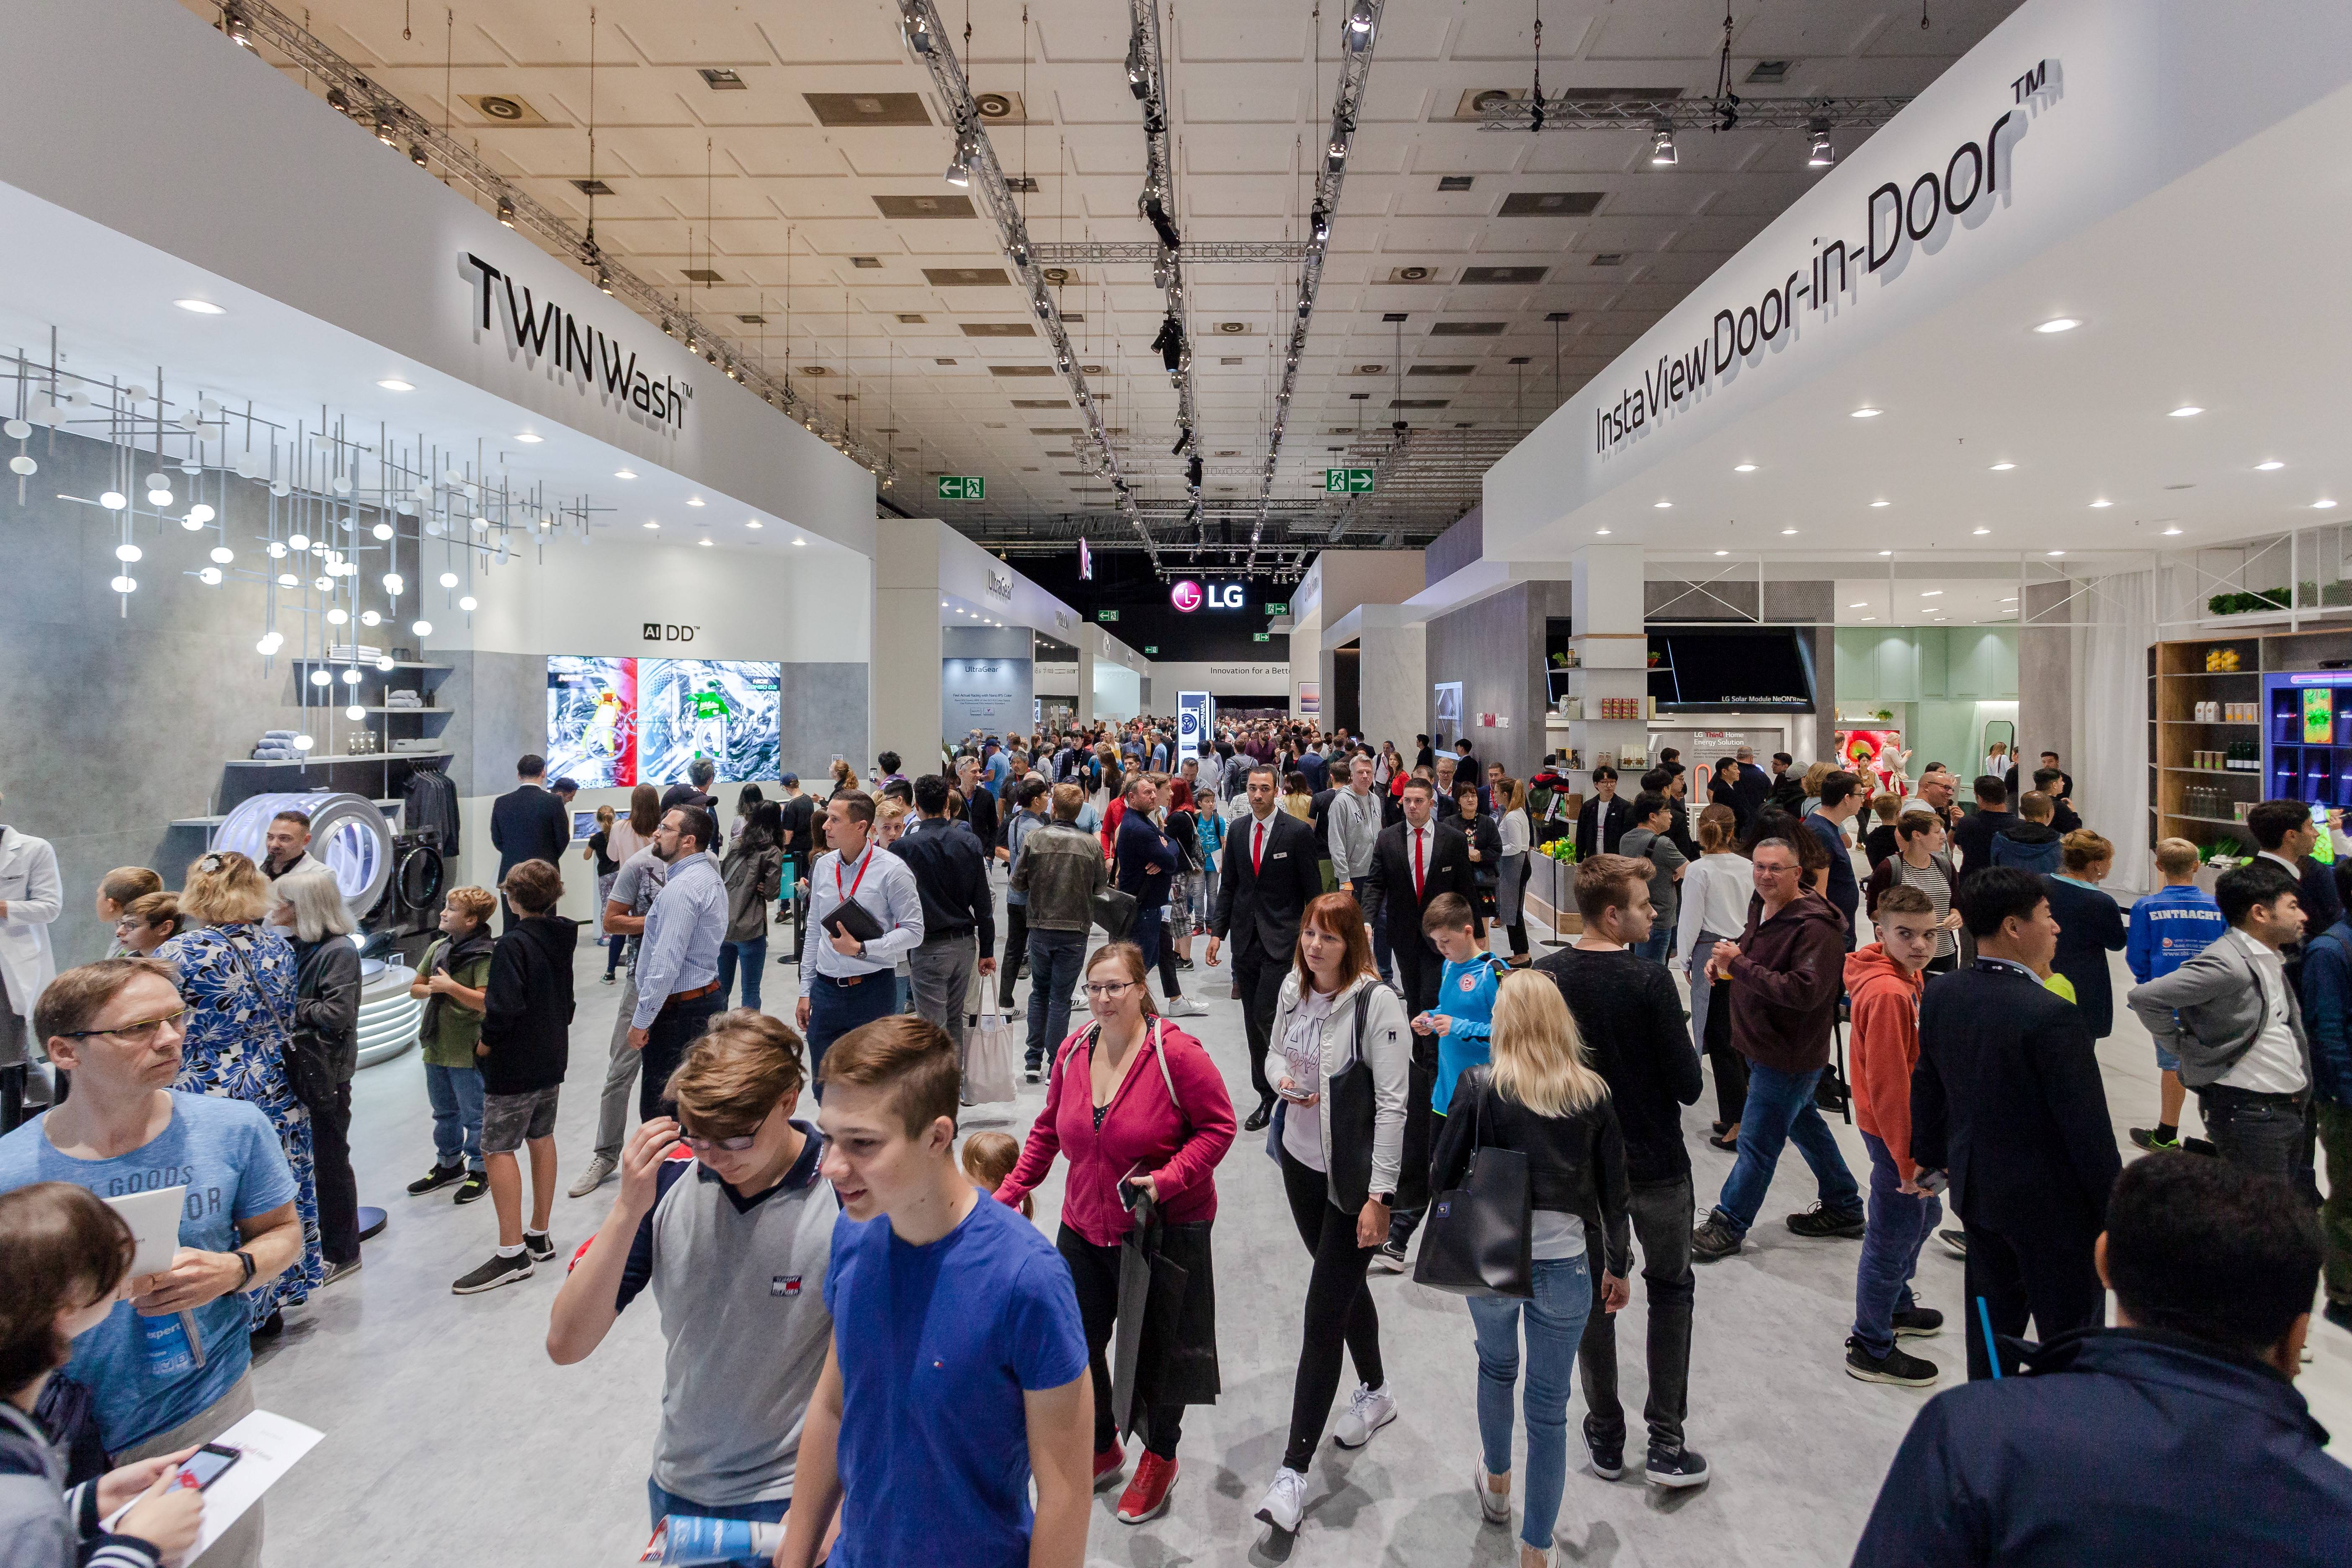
[1278,1146,1384,1472]
[1059,1225,1184,1459]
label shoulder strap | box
[219,932,297,1046]
[1148,1018,1184,1121]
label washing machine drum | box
[213,791,392,923]
[394,840,445,916]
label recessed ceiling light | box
[1870,499,1890,508]
[514,432,543,444]
[2169,405,2202,418]
[1733,463,1757,473]
[1848,601,1868,608]
[1989,462,2015,471]
[1595,528,1613,535]
[1713,549,1730,557]
[1973,526,1992,535]
[2034,317,2079,333]
[686,496,705,507]
[1878,549,1893,557]
[746,520,763,529]
[1921,590,1943,597]
[377,378,414,392]
[2001,596,2018,602]
[2047,549,2066,557]
[697,537,714,547]
[616,469,637,479]
[175,298,226,315]
[791,537,806,546]
[1850,407,1882,418]
[1653,500,1672,509]
[1859,615,1877,621]
[2162,526,2184,535]
[2317,499,2339,510]
[2255,460,2285,471]
[2090,499,2113,508]
[941,601,950,607]
[1780,528,1798,535]
[644,521,660,530]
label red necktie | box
[1253,820,1266,875]
[1412,827,1425,899]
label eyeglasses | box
[1083,980,1137,998]
[679,1130,760,1153]
[62,1006,189,1044]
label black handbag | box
[1092,884,1138,941]
[1411,1071,1534,1298]
[227,938,338,1113]
[1321,983,1389,1213]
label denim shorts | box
[2153,1039,2181,1073]
[481,1085,561,1153]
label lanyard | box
[835,846,874,903]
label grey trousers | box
[119,1372,260,1568]
[908,936,979,1067]
[593,972,644,1162]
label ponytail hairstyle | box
[1695,803,1739,854]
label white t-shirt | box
[1279,988,1338,1171]
[2223,928,2309,1094]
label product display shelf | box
[171,795,405,831]
[2148,626,2352,852]
[291,659,452,672]
[226,751,453,766]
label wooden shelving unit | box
[2148,624,2352,853]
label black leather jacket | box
[1429,1065,1633,1277]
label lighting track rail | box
[1477,94,1910,133]
[1031,240,1313,266]
[213,0,892,480]
[1126,0,1199,536]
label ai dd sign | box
[938,475,985,501]
[1324,468,1375,494]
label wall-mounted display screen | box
[546,656,780,787]
[1647,629,1817,712]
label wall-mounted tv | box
[546,656,781,787]
[1646,629,1816,713]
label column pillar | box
[1567,544,1649,784]
[1077,639,1096,726]
[872,518,944,774]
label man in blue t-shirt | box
[779,1016,1090,1568]
[0,958,302,1568]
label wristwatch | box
[234,1249,256,1287]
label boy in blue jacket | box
[1413,893,1507,1116]
[2296,859,2352,1332]
[2125,837,2229,1153]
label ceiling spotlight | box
[1714,549,1730,556]
[223,5,253,46]
[459,595,478,612]
[1310,203,1330,243]
[175,298,226,315]
[1921,590,1943,597]
[1849,601,1869,609]
[2162,526,2184,535]
[1850,407,1882,418]
[2035,317,2080,333]
[2046,549,2066,557]
[1807,124,1835,167]
[1594,528,1612,536]
[597,269,614,295]
[2256,460,2285,471]
[615,469,637,479]
[1346,0,1376,48]
[1733,463,1756,472]
[1878,549,1893,557]
[698,537,714,547]
[1973,526,1991,535]
[374,113,397,146]
[408,142,429,168]
[377,378,414,391]
[2316,499,2339,510]
[1653,500,1672,509]
[1650,127,1677,166]
[1989,462,2015,470]
[1870,499,1890,508]
[2169,405,2203,417]
[792,536,806,546]
[745,520,763,529]
[645,521,660,529]
[686,496,705,507]
[2090,499,2112,508]
[514,432,542,444]
[496,195,516,227]
[1125,28,1150,96]
[1326,135,1349,170]
[1781,527,1799,535]
[944,137,972,188]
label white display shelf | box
[290,659,451,672]
[226,751,451,766]
[173,797,405,829]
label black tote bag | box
[1411,1073,1534,1299]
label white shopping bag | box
[965,1004,1019,1104]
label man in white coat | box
[0,793,62,1132]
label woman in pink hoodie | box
[994,941,1236,1526]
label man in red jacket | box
[1692,838,1863,1260]
[1843,885,1946,1386]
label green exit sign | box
[1096,609,1119,622]
[937,475,985,500]
[1264,601,1289,616]
[1252,632,1270,642]
[1144,645,1158,655]
[1324,468,1375,494]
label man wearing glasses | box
[549,1008,838,1533]
[0,957,303,1568]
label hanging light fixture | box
[1808,122,1836,168]
[1345,0,1376,49]
[1651,126,1678,166]
[223,5,253,46]
[944,132,972,188]
[497,194,517,227]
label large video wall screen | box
[547,656,781,787]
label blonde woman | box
[1430,971,1631,1567]
[155,851,324,1328]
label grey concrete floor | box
[248,892,2352,1567]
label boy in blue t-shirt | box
[2125,837,2231,1153]
[1413,892,1506,1115]
[781,1016,1089,1568]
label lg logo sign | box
[642,622,699,642]
[1170,580,1244,613]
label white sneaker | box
[1254,1465,1309,1532]
[1333,1382,1397,1449]
[1473,1461,1511,1525]
[1160,995,1208,1018]
[568,1154,616,1199]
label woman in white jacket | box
[1253,892,1411,1538]
[1672,805,1754,1150]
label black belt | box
[815,971,887,988]
[2199,1082,2307,1106]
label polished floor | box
[250,895,2352,1567]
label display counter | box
[356,959,421,1069]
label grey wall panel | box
[1423,579,1572,784]
[780,662,869,784]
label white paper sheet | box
[105,1408,322,1562]
[104,1185,186,1278]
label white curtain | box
[2071,570,2157,892]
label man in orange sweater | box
[1844,885,1947,1387]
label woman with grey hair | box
[271,864,365,1284]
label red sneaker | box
[1093,1442,1126,1491]
[1117,1452,1179,1523]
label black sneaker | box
[1025,1068,1042,1085]
[2182,1136,2220,1158]
[1892,1306,1945,1338]
[1691,1214,1743,1261]
[407,1161,465,1197]
[453,1171,490,1205]
[1937,1227,1968,1259]
[1643,1444,1710,1488]
[523,1231,557,1263]
[1371,1239,1408,1274]
[1845,1335,1939,1387]
[1786,1202,1867,1240]
[1581,1416,1624,1480]
[2129,1126,2180,1152]
[451,1251,535,1295]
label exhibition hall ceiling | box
[182,0,2023,556]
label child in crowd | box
[408,887,499,1205]
[113,894,182,957]
[1415,893,1506,1117]
[94,868,163,958]
[453,860,578,1295]
[2125,837,2229,1153]
[1842,886,1947,1388]
[961,1130,1032,1219]
[0,1182,205,1568]
[1860,794,1903,871]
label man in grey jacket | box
[2126,861,2319,1199]
[1009,782,1107,1078]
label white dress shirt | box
[2222,927,2308,1094]
[799,843,926,997]
[1674,852,1756,971]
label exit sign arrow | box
[1324,468,1375,494]
[937,475,985,500]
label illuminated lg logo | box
[1170,580,1244,613]
[1170,580,1204,612]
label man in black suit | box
[1207,765,1326,1131]
[1912,866,2122,1380]
[1576,764,1635,862]
[1360,775,1482,1267]
[490,752,573,931]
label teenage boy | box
[779,1017,1091,1568]
[1617,791,1688,965]
[2298,859,2352,1333]
[1947,774,2012,870]
[2249,798,2346,991]
[94,867,163,958]
[1534,854,1708,1487]
[1803,771,1865,944]
[1575,766,1633,861]
[2127,863,2319,1201]
[407,885,498,1204]
[2125,838,2229,1153]
[454,859,578,1295]
[1412,892,1504,1121]
[548,1009,839,1528]
[1987,792,2063,875]
[1843,886,1947,1388]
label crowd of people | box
[0,721,2348,1568]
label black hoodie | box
[478,913,579,1095]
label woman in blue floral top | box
[156,851,324,1327]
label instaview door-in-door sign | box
[643,623,700,642]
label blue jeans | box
[646,1477,789,1532]
[1853,1132,1941,1358]
[1633,925,1671,964]
[423,1063,485,1172]
[1713,1060,1861,1237]
[1026,928,1088,1070]
[806,974,900,1098]
[716,936,767,1011]
[1467,1253,1594,1552]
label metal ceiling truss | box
[1477,94,1911,134]
[1031,240,1314,266]
[895,0,1158,564]
[1125,0,1201,550]
[217,0,892,480]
